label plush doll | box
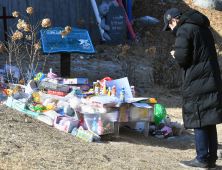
[156,117,171,130]
[98,1,119,40]
[63,105,74,117]
[168,122,184,136]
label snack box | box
[54,115,79,133]
[63,78,88,85]
[51,77,64,84]
[76,129,101,142]
[69,85,89,91]
[47,90,68,97]
[38,81,70,93]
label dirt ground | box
[0,88,222,170]
[1,0,222,169]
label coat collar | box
[171,10,198,36]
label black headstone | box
[105,5,127,41]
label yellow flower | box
[26,35,32,40]
[34,43,42,50]
[41,18,51,27]
[118,44,122,48]
[145,49,149,53]
[17,19,26,30]
[24,24,31,31]
[122,44,130,52]
[65,26,72,33]
[145,31,153,38]
[120,51,126,57]
[12,30,23,40]
[81,18,85,24]
[26,7,34,14]
[17,23,23,30]
[149,46,156,54]
[0,44,3,52]
[17,31,23,39]
[12,35,17,40]
[12,11,19,17]
[61,30,68,38]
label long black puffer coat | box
[172,10,222,129]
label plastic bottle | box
[47,68,57,78]
[97,117,103,135]
[92,117,97,134]
[100,86,103,95]
[120,86,125,103]
[94,80,101,95]
[131,86,135,98]
[108,87,111,96]
[102,80,107,95]
[111,85,116,97]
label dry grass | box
[0,89,222,169]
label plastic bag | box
[69,96,82,109]
[42,98,56,106]
[1,64,22,82]
[80,104,97,114]
[39,91,69,102]
[43,110,60,119]
[37,115,54,126]
[89,95,119,105]
[0,92,7,102]
[13,91,31,101]
[63,105,74,116]
[57,100,69,108]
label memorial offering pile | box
[0,67,161,142]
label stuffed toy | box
[156,117,171,130]
[168,122,184,136]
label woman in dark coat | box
[163,8,222,169]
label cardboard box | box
[69,85,89,91]
[76,129,101,142]
[118,99,154,122]
[63,78,88,85]
[38,81,70,92]
[128,104,153,121]
[54,115,79,133]
[47,90,68,96]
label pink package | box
[54,115,79,133]
[161,126,172,134]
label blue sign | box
[40,27,95,54]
